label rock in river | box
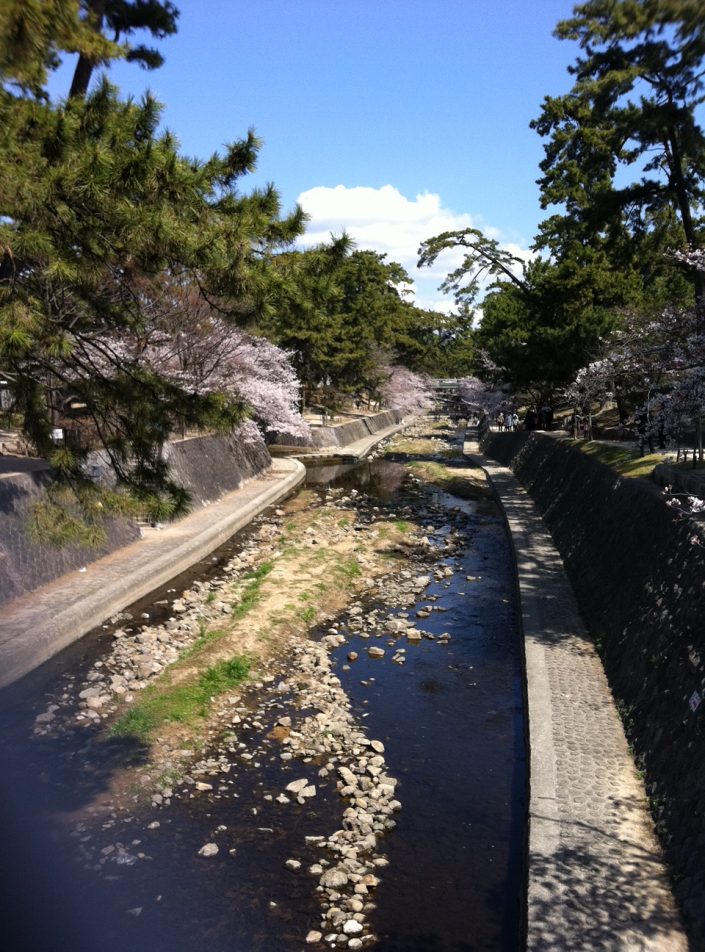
[198,843,219,857]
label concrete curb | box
[0,458,305,690]
[463,431,687,951]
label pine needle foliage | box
[0,25,305,522]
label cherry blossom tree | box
[379,365,433,415]
[68,313,310,445]
[457,376,510,420]
[563,251,705,449]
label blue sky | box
[49,0,582,311]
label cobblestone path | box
[465,435,688,951]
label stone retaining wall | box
[307,410,403,448]
[0,430,272,607]
[0,470,140,606]
[481,431,705,944]
[164,430,271,506]
[364,409,401,433]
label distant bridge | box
[431,378,462,395]
[429,379,475,418]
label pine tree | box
[532,0,705,304]
[68,0,179,98]
[0,58,304,518]
[0,0,118,97]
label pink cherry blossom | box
[380,365,434,414]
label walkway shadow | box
[528,809,687,950]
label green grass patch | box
[180,622,227,661]
[394,519,410,533]
[110,656,250,741]
[335,557,361,580]
[570,441,668,478]
[299,606,316,623]
[232,561,274,618]
[242,562,275,582]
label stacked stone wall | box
[309,418,370,448]
[481,431,705,942]
[164,431,271,506]
[364,409,401,433]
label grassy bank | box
[571,440,671,479]
[111,656,250,741]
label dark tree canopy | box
[532,0,705,302]
[264,241,456,403]
[68,0,179,98]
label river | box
[0,444,526,951]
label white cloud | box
[295,184,532,314]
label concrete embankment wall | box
[163,430,271,505]
[0,469,140,606]
[0,430,272,607]
[481,431,705,940]
[307,409,403,448]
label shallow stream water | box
[0,455,525,952]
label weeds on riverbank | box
[110,655,251,741]
[232,561,274,618]
[180,620,227,660]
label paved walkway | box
[463,432,688,951]
[0,459,305,690]
[0,457,50,477]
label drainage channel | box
[0,455,526,952]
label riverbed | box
[0,423,526,951]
